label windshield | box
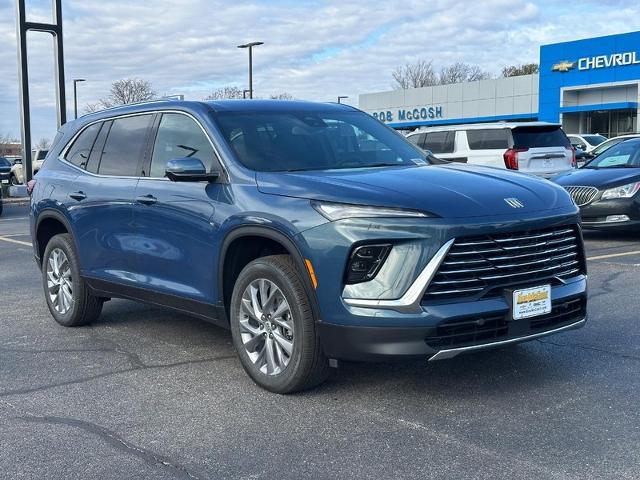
[584,139,640,169]
[511,126,571,149]
[0,157,10,167]
[582,134,607,146]
[213,110,428,172]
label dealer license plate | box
[512,285,551,320]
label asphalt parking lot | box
[1,203,639,479]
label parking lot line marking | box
[0,236,31,247]
[587,250,640,261]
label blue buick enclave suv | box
[30,100,587,393]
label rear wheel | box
[42,233,103,327]
[230,255,329,393]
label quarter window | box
[466,129,509,150]
[150,113,215,178]
[98,114,153,176]
[65,122,101,168]
[423,131,455,154]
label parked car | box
[579,134,640,162]
[31,100,587,393]
[10,149,48,185]
[553,138,640,230]
[567,134,607,153]
[405,122,575,177]
[0,156,12,184]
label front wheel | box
[230,255,329,393]
[42,233,104,327]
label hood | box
[256,163,574,219]
[553,167,640,189]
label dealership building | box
[359,31,640,137]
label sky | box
[0,0,639,144]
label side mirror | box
[165,157,219,182]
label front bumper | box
[319,278,586,361]
[297,208,587,361]
[580,197,640,230]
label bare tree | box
[269,92,294,100]
[204,86,245,100]
[501,63,539,77]
[100,78,156,108]
[439,62,492,85]
[0,133,20,156]
[35,137,51,150]
[84,102,103,114]
[392,60,438,89]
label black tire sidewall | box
[230,257,317,393]
[42,234,90,326]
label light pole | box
[337,95,349,104]
[237,42,263,99]
[73,78,85,119]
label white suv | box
[406,122,575,177]
[10,149,48,185]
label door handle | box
[135,194,157,206]
[69,191,86,201]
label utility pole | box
[73,78,85,119]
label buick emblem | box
[504,197,524,208]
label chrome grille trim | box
[423,225,584,301]
[564,186,599,207]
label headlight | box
[601,182,640,200]
[311,200,432,220]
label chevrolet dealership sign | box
[553,51,640,72]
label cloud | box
[0,0,638,142]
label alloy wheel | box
[239,278,294,375]
[46,248,73,314]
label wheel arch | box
[218,225,320,323]
[34,209,76,266]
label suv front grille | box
[563,186,599,206]
[424,297,585,350]
[423,225,584,302]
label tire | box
[230,254,329,393]
[42,233,103,327]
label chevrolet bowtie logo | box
[504,198,525,208]
[551,60,576,72]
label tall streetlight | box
[337,95,349,104]
[237,41,263,99]
[73,78,86,119]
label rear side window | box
[423,131,455,154]
[466,129,509,150]
[512,126,570,148]
[98,114,153,176]
[65,122,101,168]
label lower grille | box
[564,185,599,206]
[425,297,586,350]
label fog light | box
[605,215,630,223]
[345,244,391,284]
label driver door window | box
[149,113,215,178]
